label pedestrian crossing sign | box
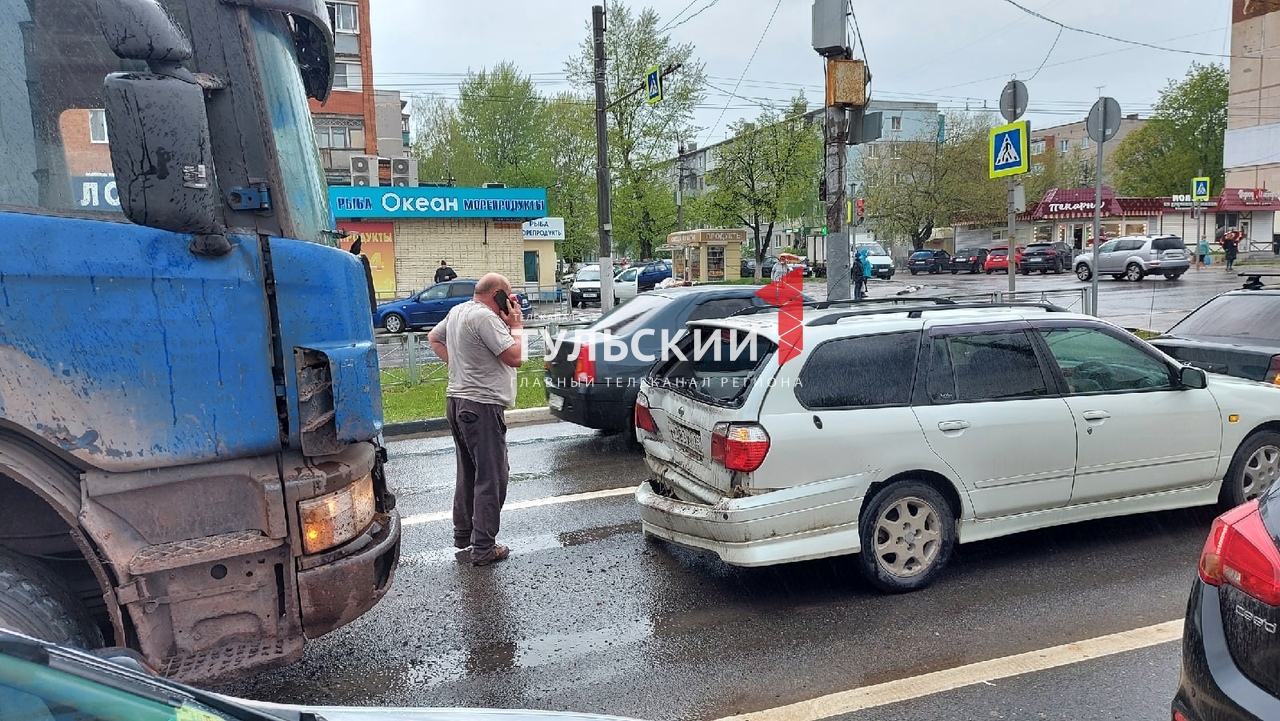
[646,66,662,105]
[1193,177,1211,202]
[989,121,1030,178]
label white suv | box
[1073,234,1190,282]
[634,299,1280,592]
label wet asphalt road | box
[216,271,1261,719]
[222,422,1214,720]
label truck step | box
[161,636,303,684]
[128,530,283,576]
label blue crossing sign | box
[1193,177,1211,202]
[646,65,662,105]
[989,121,1030,178]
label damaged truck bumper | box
[634,475,869,568]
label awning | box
[1216,188,1280,212]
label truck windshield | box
[250,11,332,246]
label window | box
[315,124,349,149]
[0,654,180,721]
[1152,237,1186,251]
[1030,139,1046,155]
[1080,137,1091,150]
[655,329,775,406]
[1097,240,1119,253]
[89,108,108,143]
[796,333,919,409]
[867,144,880,159]
[448,282,474,298]
[890,115,902,131]
[890,142,901,159]
[1117,238,1144,251]
[1169,294,1280,342]
[685,297,754,322]
[334,62,362,91]
[928,331,1049,402]
[328,1,359,33]
[420,285,449,301]
[1040,326,1173,394]
[1060,139,1070,153]
[620,267,639,282]
[525,250,540,283]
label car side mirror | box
[1179,365,1207,390]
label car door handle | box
[937,421,971,432]
[1082,410,1111,422]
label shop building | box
[330,186,559,301]
[665,229,744,284]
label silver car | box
[1073,234,1190,282]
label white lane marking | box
[400,486,636,527]
[714,620,1184,721]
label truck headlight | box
[300,474,376,555]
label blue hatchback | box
[374,280,531,333]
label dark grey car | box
[1150,287,1280,385]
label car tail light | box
[574,346,595,384]
[1045,250,1056,256]
[635,392,658,434]
[1173,712,1190,721]
[710,422,770,472]
[1199,499,1280,605]
[1267,355,1280,386]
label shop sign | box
[330,186,548,219]
[1048,201,1098,213]
[1236,188,1279,206]
[521,217,565,240]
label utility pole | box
[824,106,851,300]
[676,141,686,231]
[592,4,615,312]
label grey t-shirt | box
[432,300,518,408]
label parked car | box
[634,299,1280,592]
[0,628,641,721]
[1018,242,1073,275]
[954,247,990,274]
[741,256,777,278]
[983,246,1024,274]
[571,264,604,307]
[1149,280,1280,384]
[613,265,641,304]
[374,280,530,333]
[636,259,673,291]
[856,242,896,279]
[545,286,812,433]
[907,249,957,275]
[1074,234,1190,282]
[1174,476,1280,720]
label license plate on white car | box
[667,420,703,460]
[548,394,564,410]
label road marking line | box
[713,620,1184,721]
[401,486,636,527]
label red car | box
[983,245,1025,274]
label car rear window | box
[796,332,920,409]
[1025,244,1051,251]
[910,251,932,259]
[1152,237,1185,251]
[1168,294,1280,342]
[990,249,1008,257]
[652,327,776,407]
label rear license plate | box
[548,394,564,410]
[667,420,703,460]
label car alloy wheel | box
[857,481,955,593]
[1075,264,1092,281]
[1224,431,1280,506]
[1125,263,1144,282]
[384,313,405,334]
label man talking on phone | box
[428,273,524,566]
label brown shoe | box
[472,545,510,566]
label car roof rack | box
[804,300,1071,327]
[729,296,959,318]
[1239,272,1280,291]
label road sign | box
[989,121,1030,178]
[1086,97,1122,144]
[1000,80,1028,123]
[1193,177,1211,202]
[646,66,662,105]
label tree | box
[1111,63,1228,197]
[411,94,483,186]
[701,97,821,281]
[857,113,1004,250]
[455,61,550,189]
[543,93,598,262]
[566,2,707,259]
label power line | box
[659,0,722,33]
[656,0,702,33]
[700,0,783,146]
[999,0,1236,58]
[1026,25,1063,81]
[847,0,869,68]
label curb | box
[383,406,556,439]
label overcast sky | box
[369,0,1231,146]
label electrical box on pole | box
[811,0,847,56]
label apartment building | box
[1027,115,1145,184]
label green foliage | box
[858,113,1004,250]
[701,96,821,280]
[1111,63,1228,196]
[566,2,707,259]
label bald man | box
[428,273,524,566]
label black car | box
[544,286,809,432]
[954,247,989,274]
[1174,479,1280,720]
[907,249,957,275]
[1150,281,1280,385]
[1019,242,1073,275]
[740,256,777,278]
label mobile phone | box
[493,289,510,316]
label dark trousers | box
[852,275,866,300]
[447,397,509,559]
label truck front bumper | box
[298,507,400,639]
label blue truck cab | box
[0,0,399,682]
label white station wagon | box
[633,300,1280,592]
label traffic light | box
[857,198,865,219]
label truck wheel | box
[1221,431,1280,508]
[0,548,103,649]
[383,313,406,334]
[856,481,955,593]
